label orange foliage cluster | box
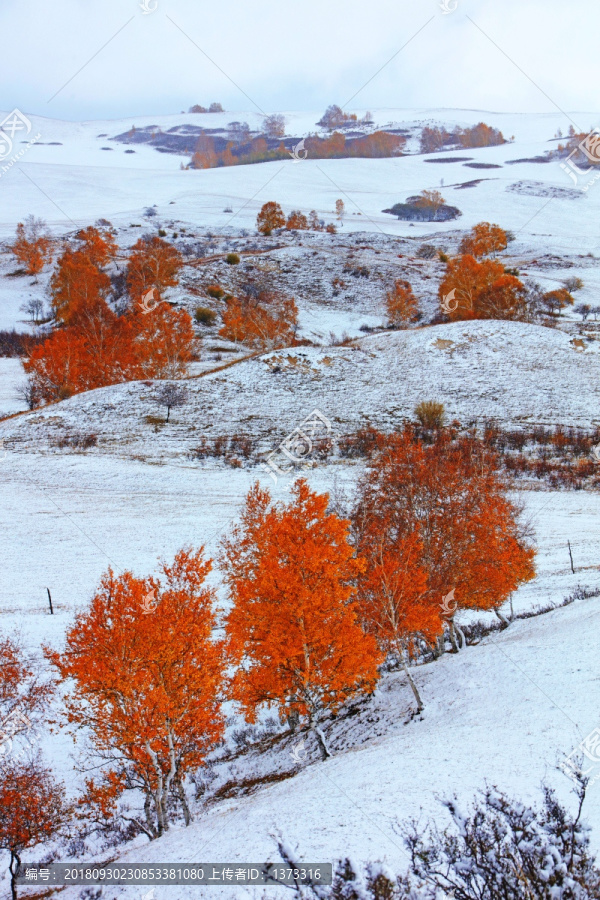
[459,222,508,258]
[126,235,183,302]
[420,122,505,153]
[24,231,193,403]
[191,131,405,170]
[221,480,382,758]
[411,189,445,210]
[47,548,225,838]
[11,220,53,276]
[257,202,335,235]
[353,428,535,698]
[386,279,419,326]
[39,433,534,830]
[0,637,67,896]
[219,288,298,351]
[439,254,526,321]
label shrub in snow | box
[404,779,600,899]
[275,778,600,898]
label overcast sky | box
[2,0,598,122]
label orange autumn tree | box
[11,217,52,278]
[75,225,118,267]
[45,548,225,839]
[353,526,433,713]
[50,227,117,325]
[24,301,195,402]
[353,428,535,672]
[256,202,285,236]
[386,279,419,327]
[286,210,309,230]
[439,254,526,321]
[0,635,54,740]
[413,189,445,211]
[221,480,382,760]
[459,222,508,258]
[0,759,69,900]
[126,236,183,303]
[130,303,195,379]
[219,288,298,350]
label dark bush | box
[195,307,217,326]
[416,244,438,259]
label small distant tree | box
[221,480,382,760]
[208,102,224,113]
[226,121,251,145]
[413,190,445,211]
[308,210,323,231]
[256,202,285,236]
[11,217,52,277]
[575,303,591,322]
[316,105,357,130]
[459,222,508,258]
[285,210,309,231]
[189,104,207,113]
[0,759,69,900]
[386,279,419,327]
[126,236,183,303]
[542,288,574,317]
[154,383,188,423]
[564,276,584,292]
[20,297,45,325]
[335,199,345,224]
[263,114,286,138]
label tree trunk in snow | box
[312,725,332,761]
[402,660,424,713]
[495,608,510,628]
[175,774,193,826]
[448,619,460,653]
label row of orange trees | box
[14,226,194,404]
[1,428,535,849]
[386,221,575,326]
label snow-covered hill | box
[0,107,597,257]
[3,320,600,465]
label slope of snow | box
[3,320,600,467]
